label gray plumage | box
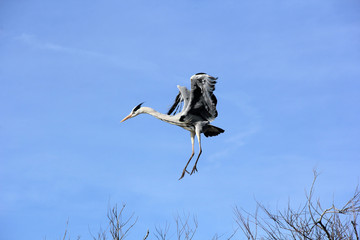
[121,73,224,179]
[168,73,218,122]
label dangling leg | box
[191,128,202,175]
[179,131,195,180]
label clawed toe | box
[179,172,185,180]
[190,166,198,175]
[179,169,190,180]
[179,166,198,179]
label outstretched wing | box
[167,85,190,115]
[181,73,218,121]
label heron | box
[121,73,225,179]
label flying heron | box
[121,73,224,179]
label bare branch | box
[155,222,170,240]
[235,171,360,239]
[62,219,69,240]
[143,229,150,240]
[107,204,137,240]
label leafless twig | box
[107,204,138,240]
[235,170,360,239]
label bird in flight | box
[121,73,224,179]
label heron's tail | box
[203,124,225,137]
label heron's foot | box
[190,166,198,175]
[179,115,185,122]
[179,169,190,180]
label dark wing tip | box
[167,92,181,115]
[195,72,207,75]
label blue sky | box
[1,0,360,239]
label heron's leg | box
[179,131,195,180]
[191,129,202,175]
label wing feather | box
[167,85,190,115]
[180,73,219,121]
[167,92,181,115]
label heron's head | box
[121,102,144,122]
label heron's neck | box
[140,107,179,124]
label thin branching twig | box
[235,170,360,239]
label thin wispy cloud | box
[221,91,262,143]
[207,92,262,162]
[15,33,157,71]
[16,33,92,54]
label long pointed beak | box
[120,114,132,123]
